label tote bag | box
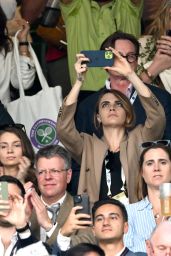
[7,32,63,152]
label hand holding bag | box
[7,31,63,151]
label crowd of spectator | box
[0,0,171,256]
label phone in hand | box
[166,30,171,36]
[73,194,90,215]
[0,182,8,201]
[81,50,114,67]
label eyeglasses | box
[37,169,68,176]
[0,123,26,133]
[141,140,171,149]
[119,52,138,63]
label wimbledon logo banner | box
[30,118,59,149]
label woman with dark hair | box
[124,142,171,252]
[0,124,37,188]
[57,48,165,205]
[0,5,35,105]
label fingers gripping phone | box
[73,194,90,215]
[81,50,114,67]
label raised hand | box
[29,189,52,231]
[74,54,89,82]
[17,156,31,183]
[60,206,92,237]
[104,47,133,78]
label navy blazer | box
[75,84,171,140]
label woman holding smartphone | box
[57,48,165,205]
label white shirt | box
[40,193,67,242]
[0,229,49,256]
[0,232,17,256]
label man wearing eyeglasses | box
[71,31,171,195]
[29,144,95,248]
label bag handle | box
[14,30,50,98]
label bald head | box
[147,221,171,256]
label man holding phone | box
[29,145,95,248]
[0,175,51,255]
[76,31,171,139]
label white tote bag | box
[7,32,63,151]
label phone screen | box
[0,182,8,200]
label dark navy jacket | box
[75,84,171,140]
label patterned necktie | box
[47,203,60,225]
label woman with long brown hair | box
[124,142,171,252]
[57,46,165,205]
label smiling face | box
[36,156,72,204]
[142,148,171,189]
[97,93,127,129]
[0,132,23,168]
[93,204,128,243]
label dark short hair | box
[66,243,105,256]
[94,89,135,133]
[92,198,128,223]
[100,30,140,56]
[136,144,171,200]
[0,175,25,197]
[35,144,71,170]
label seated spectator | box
[92,199,146,256]
[146,221,171,256]
[0,175,51,255]
[0,5,35,106]
[65,243,105,256]
[57,45,165,205]
[75,31,171,140]
[138,0,171,93]
[0,124,37,189]
[124,142,171,252]
[29,145,95,246]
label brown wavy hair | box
[146,0,171,40]
[94,89,135,133]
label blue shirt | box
[124,197,156,253]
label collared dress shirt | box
[124,197,156,252]
[40,193,66,242]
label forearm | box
[65,80,83,105]
[139,62,162,84]
[127,71,151,97]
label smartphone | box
[81,50,114,67]
[73,194,90,215]
[0,182,8,200]
[166,30,171,36]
